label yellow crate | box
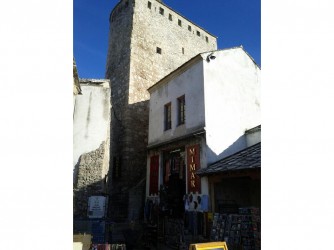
[73,242,83,250]
[189,241,228,250]
[73,234,92,250]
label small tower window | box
[159,7,164,15]
[156,47,162,54]
[148,1,152,9]
[197,31,201,37]
[205,36,209,43]
[182,47,184,54]
[178,19,182,27]
[169,14,173,21]
[188,25,192,31]
[111,13,116,22]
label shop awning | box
[197,142,261,176]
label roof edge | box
[200,46,260,69]
[200,142,261,171]
[148,46,260,94]
[79,78,110,88]
[245,125,261,135]
[147,127,205,150]
[147,54,203,93]
[157,0,218,39]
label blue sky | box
[74,0,261,79]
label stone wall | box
[105,0,134,221]
[105,0,217,221]
[74,142,109,218]
[130,0,217,104]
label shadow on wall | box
[108,99,150,222]
[206,134,247,165]
[109,99,150,180]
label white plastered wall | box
[148,61,205,146]
[73,83,111,170]
[203,48,261,164]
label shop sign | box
[88,196,107,218]
[187,144,201,193]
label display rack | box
[209,207,260,250]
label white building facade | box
[146,47,260,212]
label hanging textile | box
[149,155,159,195]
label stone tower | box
[105,0,217,221]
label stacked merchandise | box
[210,213,242,249]
[209,207,261,250]
[224,214,242,250]
[239,207,261,250]
[210,213,227,242]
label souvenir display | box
[209,207,260,250]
